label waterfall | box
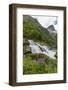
[28,40,42,53]
[28,40,56,59]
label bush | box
[27,53,49,60]
[23,54,57,74]
[23,57,48,74]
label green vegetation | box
[23,15,57,49]
[23,15,57,74]
[23,54,57,74]
[27,53,49,59]
[54,51,57,59]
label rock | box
[36,58,46,63]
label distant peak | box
[47,25,57,33]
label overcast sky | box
[31,15,58,30]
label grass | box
[23,54,57,74]
[23,15,57,49]
[23,15,57,75]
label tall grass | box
[23,54,57,74]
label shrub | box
[28,53,49,60]
[23,55,57,74]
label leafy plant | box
[23,15,57,49]
[23,54,57,74]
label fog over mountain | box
[47,25,57,33]
[31,15,58,31]
[23,15,57,49]
[23,15,57,75]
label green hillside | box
[23,15,57,49]
[23,15,57,75]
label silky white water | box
[28,40,56,59]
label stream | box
[28,40,56,59]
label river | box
[28,40,56,59]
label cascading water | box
[36,43,56,59]
[28,40,42,53]
[28,40,56,59]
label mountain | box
[47,25,57,33]
[23,15,57,49]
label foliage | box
[23,15,57,49]
[26,53,49,59]
[23,54,57,74]
[54,51,57,59]
[23,44,29,54]
[23,15,57,75]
